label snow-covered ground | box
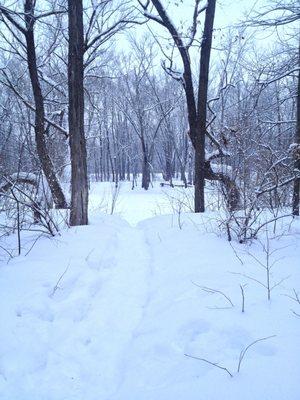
[0,181,300,400]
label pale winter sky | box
[118,0,276,55]
[167,0,259,28]
[115,0,275,71]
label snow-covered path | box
[0,215,153,400]
[1,183,300,400]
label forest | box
[0,1,299,399]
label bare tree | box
[247,0,300,215]
[139,0,218,212]
[0,1,68,208]
[292,44,300,215]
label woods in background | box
[0,0,299,230]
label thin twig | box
[237,335,276,373]
[50,263,70,297]
[184,353,233,378]
[192,282,235,307]
[240,284,247,313]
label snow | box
[0,173,37,188]
[88,181,173,225]
[210,162,233,174]
[0,172,53,207]
[0,181,300,400]
[205,149,231,161]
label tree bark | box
[204,162,240,211]
[195,0,217,212]
[24,0,67,209]
[292,43,300,216]
[141,138,151,190]
[68,0,88,225]
[142,158,151,190]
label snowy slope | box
[0,182,299,400]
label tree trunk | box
[68,0,88,226]
[142,156,151,190]
[194,146,205,212]
[140,135,151,190]
[147,0,216,213]
[204,162,240,211]
[24,0,67,209]
[195,0,217,212]
[292,43,300,216]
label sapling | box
[110,183,121,215]
[232,229,290,301]
[163,187,194,229]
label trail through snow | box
[0,214,154,400]
[1,183,300,400]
